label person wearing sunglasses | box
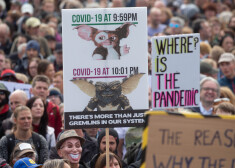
[168,17,185,35]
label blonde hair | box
[210,46,225,64]
[200,42,212,56]
[42,159,70,168]
[214,102,235,115]
[220,87,235,105]
[39,23,55,36]
[13,106,32,131]
[14,106,31,119]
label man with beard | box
[190,77,220,115]
[0,83,11,130]
[89,129,128,168]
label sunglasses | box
[169,23,180,28]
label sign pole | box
[106,128,110,168]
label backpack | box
[6,132,41,163]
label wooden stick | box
[106,128,110,168]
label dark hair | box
[192,19,206,33]
[27,57,40,80]
[37,60,51,75]
[219,33,235,47]
[95,152,122,168]
[97,129,119,154]
[26,97,48,138]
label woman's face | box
[15,110,32,131]
[58,138,82,164]
[105,158,120,168]
[222,36,234,52]
[29,61,38,78]
[31,98,44,119]
[45,64,55,81]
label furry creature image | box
[73,23,135,60]
[71,73,144,111]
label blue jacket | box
[219,77,235,93]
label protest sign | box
[141,111,235,168]
[62,7,148,128]
[0,81,32,98]
[151,34,200,109]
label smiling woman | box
[56,130,88,168]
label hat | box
[218,53,235,64]
[0,83,10,97]
[26,17,40,28]
[49,88,63,102]
[0,69,23,83]
[12,143,35,159]
[200,62,218,75]
[56,130,85,150]
[55,43,62,53]
[97,129,119,150]
[13,157,41,168]
[26,40,40,53]
[21,3,34,15]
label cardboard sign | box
[141,112,235,168]
[62,7,148,128]
[0,81,32,98]
[151,34,200,109]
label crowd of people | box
[0,0,234,167]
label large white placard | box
[151,34,200,109]
[62,7,148,128]
[0,81,32,98]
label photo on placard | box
[73,23,135,60]
[71,73,144,111]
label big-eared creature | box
[73,23,135,60]
[71,73,144,111]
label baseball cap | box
[0,69,23,83]
[56,130,85,150]
[12,143,36,159]
[200,62,218,75]
[21,3,34,15]
[26,40,40,53]
[26,17,40,28]
[218,53,235,64]
[13,157,41,168]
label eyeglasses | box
[201,87,218,93]
[169,23,180,28]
